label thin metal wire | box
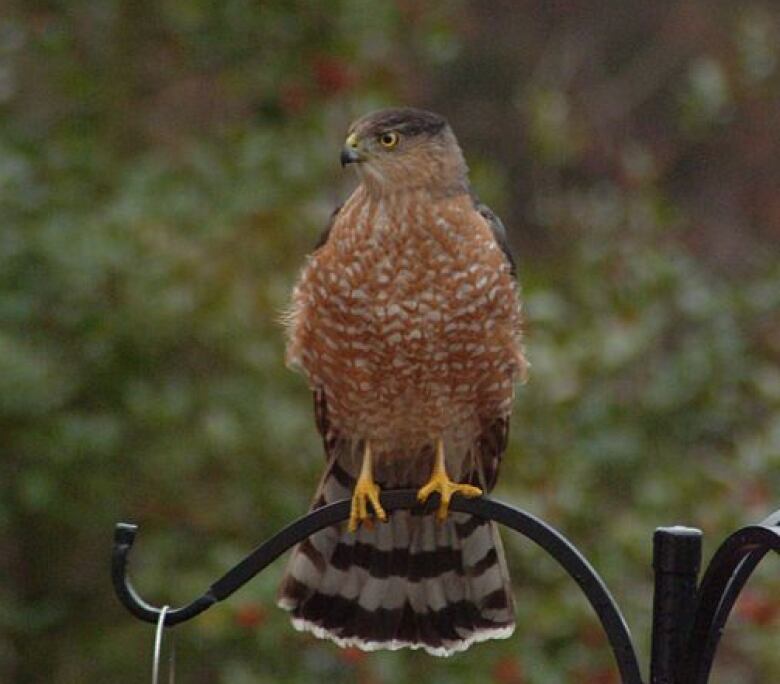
[152,605,170,684]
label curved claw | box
[417,437,482,521]
[417,477,482,521]
[348,480,387,532]
[347,440,387,532]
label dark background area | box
[1,1,778,682]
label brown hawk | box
[278,107,528,656]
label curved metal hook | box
[113,490,643,684]
[680,512,780,684]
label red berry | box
[234,603,267,629]
[312,54,356,96]
[279,82,309,115]
[736,589,780,627]
[492,656,524,684]
[339,646,367,665]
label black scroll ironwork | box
[112,493,779,684]
[678,510,780,684]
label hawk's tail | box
[277,461,515,656]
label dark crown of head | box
[362,108,448,138]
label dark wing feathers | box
[313,386,342,463]
[476,416,510,493]
[314,204,342,250]
[470,197,515,490]
[472,198,517,278]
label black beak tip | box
[340,148,359,168]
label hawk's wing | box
[313,204,342,250]
[312,206,345,469]
[473,198,517,278]
[312,385,339,461]
[470,198,517,492]
[302,206,344,476]
[474,416,510,493]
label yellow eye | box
[379,131,399,148]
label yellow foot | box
[348,442,387,533]
[417,439,482,521]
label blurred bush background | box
[1,1,778,682]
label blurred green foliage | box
[1,2,778,683]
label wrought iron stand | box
[112,492,779,683]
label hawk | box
[278,107,528,656]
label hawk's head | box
[341,107,468,195]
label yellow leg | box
[348,441,387,533]
[417,438,483,521]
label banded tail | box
[277,460,515,656]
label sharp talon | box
[367,488,386,522]
[372,501,387,523]
[459,484,482,498]
[348,483,386,532]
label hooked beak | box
[340,132,362,167]
[340,146,361,167]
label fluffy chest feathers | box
[286,188,523,447]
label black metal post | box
[650,526,702,684]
